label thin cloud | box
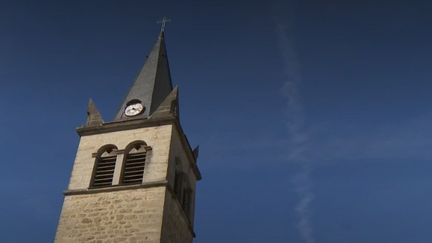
[275,19,316,243]
[307,114,432,163]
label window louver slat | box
[95,169,115,173]
[95,173,114,178]
[96,164,115,167]
[123,165,145,171]
[122,162,145,168]
[123,173,144,177]
[121,152,146,185]
[122,177,142,181]
[123,173,143,178]
[92,155,116,188]
[124,157,146,162]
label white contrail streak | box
[275,22,316,243]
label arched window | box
[120,141,147,185]
[91,145,118,188]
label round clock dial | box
[125,103,144,117]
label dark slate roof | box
[150,86,179,119]
[114,31,173,121]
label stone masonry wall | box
[68,125,172,190]
[56,123,200,242]
[166,126,198,226]
[55,187,166,243]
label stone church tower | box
[55,30,201,243]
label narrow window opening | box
[91,146,117,188]
[174,158,183,199]
[173,158,193,219]
[174,172,184,199]
[121,142,147,185]
[182,188,192,218]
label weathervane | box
[157,16,171,32]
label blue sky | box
[1,1,431,242]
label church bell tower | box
[55,28,201,243]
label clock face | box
[125,102,144,117]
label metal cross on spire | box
[157,16,171,32]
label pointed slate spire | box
[115,31,173,121]
[151,86,179,119]
[86,98,104,126]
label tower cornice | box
[76,116,177,136]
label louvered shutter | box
[121,143,146,185]
[91,147,117,188]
